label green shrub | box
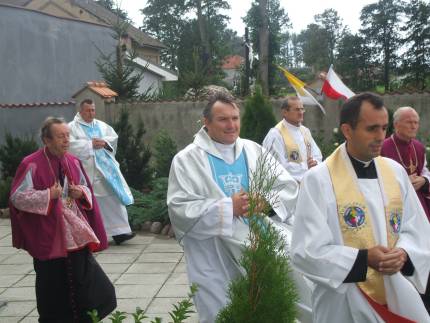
[0,177,13,208]
[152,130,177,178]
[241,86,277,144]
[127,178,169,229]
[113,108,153,190]
[0,133,39,179]
[0,133,39,208]
[216,150,298,323]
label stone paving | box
[0,218,199,323]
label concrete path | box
[0,218,199,323]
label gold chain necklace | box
[390,135,418,174]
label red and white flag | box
[321,65,355,100]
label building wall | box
[0,5,116,104]
[0,104,76,146]
[102,92,430,150]
[2,92,429,150]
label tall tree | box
[402,0,430,90]
[297,23,330,72]
[360,0,404,91]
[244,0,290,94]
[96,20,144,100]
[314,9,343,65]
[141,0,189,71]
[336,30,378,91]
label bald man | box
[381,107,430,220]
[381,106,430,313]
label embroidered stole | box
[275,121,311,164]
[326,146,403,305]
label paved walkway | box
[0,218,198,323]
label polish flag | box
[321,65,355,100]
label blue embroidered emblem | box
[389,211,401,234]
[289,150,300,161]
[343,206,366,228]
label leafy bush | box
[153,130,177,178]
[240,86,277,144]
[0,133,39,207]
[127,178,169,229]
[113,108,153,190]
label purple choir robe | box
[9,148,108,260]
[381,134,430,221]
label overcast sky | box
[119,0,378,35]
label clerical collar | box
[347,151,377,179]
[213,141,236,164]
[283,119,301,129]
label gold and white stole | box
[275,121,312,164]
[326,145,403,305]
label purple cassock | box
[381,134,430,221]
[9,148,108,260]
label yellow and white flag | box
[278,66,326,114]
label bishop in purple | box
[381,106,430,313]
[381,107,430,220]
[9,117,116,322]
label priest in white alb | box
[291,92,430,322]
[69,99,135,245]
[262,96,322,183]
[167,92,299,323]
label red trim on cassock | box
[360,289,416,323]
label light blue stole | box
[207,151,249,197]
[208,150,252,224]
[79,121,133,205]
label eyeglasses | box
[292,108,305,112]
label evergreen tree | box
[402,0,430,90]
[141,0,189,71]
[243,0,291,94]
[336,30,378,91]
[96,19,144,100]
[314,9,344,66]
[360,0,404,91]
[152,130,178,178]
[0,133,38,208]
[216,150,298,323]
[297,23,330,72]
[113,109,152,190]
[241,86,276,144]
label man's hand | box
[307,157,318,169]
[368,245,407,275]
[409,174,426,191]
[378,248,407,274]
[68,184,83,199]
[92,138,106,150]
[49,182,62,199]
[232,190,249,217]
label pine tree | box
[240,86,276,144]
[152,130,178,178]
[95,19,144,100]
[402,0,430,90]
[113,109,152,190]
[216,150,298,323]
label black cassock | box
[34,247,116,323]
